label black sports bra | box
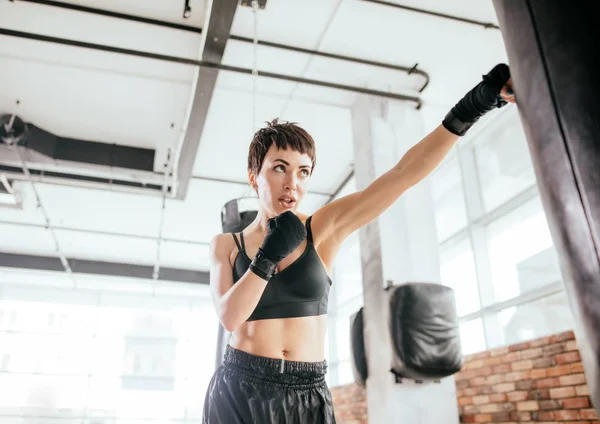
[231,216,332,321]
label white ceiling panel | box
[222,40,313,77]
[0,222,59,257]
[372,0,499,25]
[50,0,208,28]
[194,87,354,194]
[162,179,253,243]
[192,87,289,181]
[317,0,507,108]
[1,181,163,237]
[1,1,204,59]
[230,0,342,50]
[0,45,192,152]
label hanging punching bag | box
[492,0,600,411]
[215,198,259,369]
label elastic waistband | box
[223,345,328,387]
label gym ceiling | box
[0,0,505,286]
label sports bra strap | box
[239,232,246,251]
[306,216,313,244]
[231,233,243,252]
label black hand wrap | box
[442,63,511,136]
[249,211,307,281]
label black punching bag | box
[215,198,258,369]
[492,0,600,411]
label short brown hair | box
[247,118,316,176]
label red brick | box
[473,414,492,422]
[479,403,500,413]
[554,410,579,420]
[505,371,527,382]
[456,379,470,389]
[550,386,576,398]
[559,373,586,386]
[458,397,473,406]
[516,400,539,411]
[503,352,520,363]
[530,368,547,379]
[463,405,478,415]
[520,347,543,359]
[537,377,561,388]
[490,346,509,357]
[464,359,485,369]
[571,362,585,373]
[461,415,475,423]
[470,351,492,360]
[555,351,581,364]
[530,336,552,347]
[507,391,528,402]
[486,374,505,385]
[483,356,503,366]
[527,389,550,400]
[493,383,515,393]
[462,387,479,396]
[493,364,512,374]
[476,366,494,377]
[565,340,578,351]
[472,395,490,405]
[581,409,598,419]
[543,343,566,356]
[509,341,531,351]
[490,393,507,403]
[576,385,589,396]
[533,411,555,420]
[516,380,536,391]
[533,356,555,368]
[470,377,487,386]
[491,411,511,422]
[512,359,533,371]
[509,411,531,421]
[549,331,575,343]
[546,365,571,377]
[539,399,561,410]
[561,396,590,409]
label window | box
[473,108,537,212]
[430,152,468,242]
[487,196,559,303]
[497,291,574,346]
[459,318,486,355]
[440,239,480,317]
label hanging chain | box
[251,0,259,131]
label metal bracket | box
[240,0,267,9]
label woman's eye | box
[274,165,285,172]
[300,169,310,177]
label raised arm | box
[314,64,515,244]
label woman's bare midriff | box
[229,314,328,362]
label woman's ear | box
[248,170,258,192]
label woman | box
[203,64,516,423]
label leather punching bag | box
[492,0,600,410]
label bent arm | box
[315,125,459,243]
[209,235,268,332]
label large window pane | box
[497,291,574,346]
[440,239,481,316]
[460,318,486,355]
[0,277,217,423]
[487,196,560,303]
[473,108,537,211]
[333,231,363,308]
[431,152,468,242]
[333,295,363,364]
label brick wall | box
[331,382,367,423]
[332,330,598,423]
[456,330,598,423]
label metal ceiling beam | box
[0,29,422,107]
[16,0,203,33]
[359,0,500,30]
[0,251,210,284]
[174,0,239,200]
[11,0,430,91]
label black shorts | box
[202,345,336,423]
